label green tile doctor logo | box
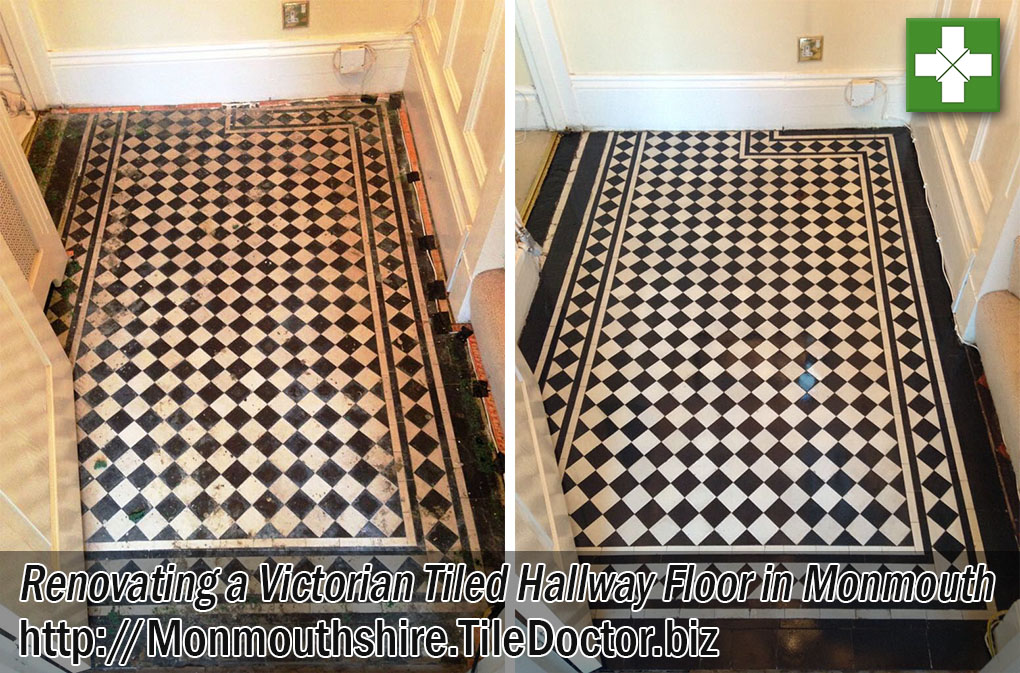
[906,18,999,112]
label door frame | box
[0,0,58,110]
[515,0,580,130]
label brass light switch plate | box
[283,1,309,29]
[798,36,823,62]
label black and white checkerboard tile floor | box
[520,129,1017,626]
[45,99,478,558]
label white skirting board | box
[568,72,911,130]
[515,86,547,130]
[47,36,412,106]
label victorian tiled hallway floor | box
[28,96,501,669]
[520,128,1019,670]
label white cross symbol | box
[915,26,992,103]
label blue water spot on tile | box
[797,371,817,397]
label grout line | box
[451,323,505,456]
[397,105,449,312]
[56,94,385,115]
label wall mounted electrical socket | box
[282,1,309,29]
[798,36,823,62]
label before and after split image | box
[0,1,1017,672]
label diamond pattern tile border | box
[48,99,477,554]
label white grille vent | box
[0,170,37,280]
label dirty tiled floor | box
[30,97,501,668]
[41,100,478,554]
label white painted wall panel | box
[405,0,505,320]
[913,0,1020,339]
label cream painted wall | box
[32,0,420,50]
[520,0,941,129]
[549,0,936,74]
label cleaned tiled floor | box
[44,100,477,555]
[526,130,973,556]
[520,129,1018,667]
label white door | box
[0,103,86,670]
